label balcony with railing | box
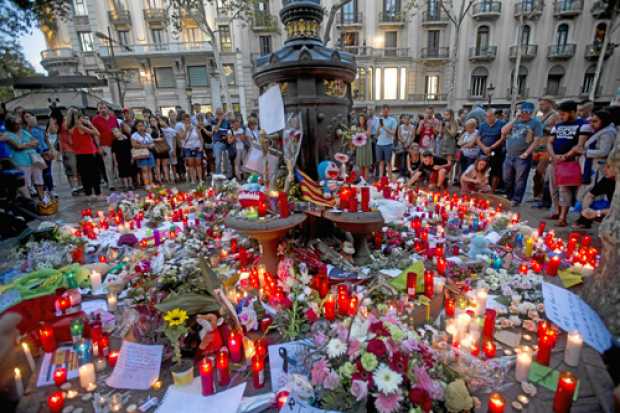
[553,0,583,17]
[591,1,612,18]
[471,1,502,19]
[341,46,410,58]
[108,9,131,26]
[514,0,543,18]
[584,43,614,61]
[469,46,497,62]
[409,93,448,103]
[543,85,567,96]
[378,11,406,25]
[251,13,278,31]
[420,47,450,60]
[40,48,79,74]
[509,44,538,60]
[144,8,166,23]
[506,87,530,98]
[468,89,487,100]
[547,43,576,60]
[422,11,448,25]
[98,42,213,58]
[336,12,363,27]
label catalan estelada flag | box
[295,168,336,208]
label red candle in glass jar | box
[361,187,370,212]
[317,275,329,299]
[348,295,359,316]
[444,296,456,317]
[435,244,444,258]
[553,371,577,413]
[39,324,56,353]
[200,358,215,395]
[255,338,267,360]
[483,340,496,358]
[452,245,459,256]
[582,235,592,248]
[230,238,238,254]
[337,285,349,316]
[258,201,267,217]
[47,390,65,413]
[566,236,578,257]
[536,334,553,366]
[324,295,336,321]
[538,220,546,236]
[227,331,243,363]
[339,188,350,210]
[53,367,67,387]
[487,392,505,413]
[108,350,119,368]
[348,192,358,213]
[482,309,496,340]
[406,272,417,299]
[424,270,434,298]
[259,317,272,333]
[98,335,110,357]
[252,355,265,389]
[546,256,560,276]
[519,263,528,274]
[217,350,230,386]
[436,257,447,276]
[278,192,290,218]
[374,231,382,249]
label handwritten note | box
[156,380,246,413]
[279,396,340,413]
[542,282,612,353]
[258,84,285,134]
[106,341,163,390]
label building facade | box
[40,0,619,118]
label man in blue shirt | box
[375,105,397,180]
[477,109,506,192]
[500,102,544,206]
[547,100,588,227]
[211,107,232,177]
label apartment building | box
[40,0,619,117]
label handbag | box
[131,148,151,161]
[554,160,582,187]
[30,151,46,169]
[153,139,170,155]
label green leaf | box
[155,292,220,315]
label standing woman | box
[4,115,44,199]
[180,113,204,184]
[149,115,170,184]
[70,112,103,199]
[44,117,59,195]
[196,113,214,176]
[581,110,617,195]
[396,115,415,177]
[439,109,459,183]
[355,113,373,181]
[131,120,155,190]
[160,117,178,183]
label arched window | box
[510,65,528,96]
[556,24,569,46]
[546,65,565,96]
[520,24,531,45]
[476,26,490,51]
[471,67,488,97]
[582,65,598,95]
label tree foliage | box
[0,0,71,41]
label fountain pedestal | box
[324,211,384,266]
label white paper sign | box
[542,282,612,353]
[155,380,246,413]
[268,339,312,391]
[279,395,340,413]
[258,84,286,134]
[106,341,163,390]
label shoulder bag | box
[554,160,582,187]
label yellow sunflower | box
[164,308,188,327]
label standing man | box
[476,109,506,192]
[501,101,544,207]
[532,96,558,208]
[547,100,588,227]
[211,107,232,177]
[92,102,120,190]
[375,105,397,180]
[367,106,380,177]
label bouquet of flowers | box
[163,307,189,365]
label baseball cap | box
[520,102,535,113]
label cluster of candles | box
[323,284,359,321]
[337,186,371,212]
[199,332,268,396]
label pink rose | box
[351,379,368,401]
[375,392,402,413]
[323,370,340,390]
[311,358,329,386]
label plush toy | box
[238,174,267,208]
[468,235,492,259]
[196,313,223,354]
[317,160,340,199]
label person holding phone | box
[375,105,397,180]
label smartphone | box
[379,118,384,126]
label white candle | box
[456,313,471,342]
[95,358,107,372]
[564,330,583,366]
[434,277,446,294]
[21,342,36,372]
[475,289,488,315]
[14,367,24,398]
[107,291,118,312]
[582,264,594,277]
[90,271,102,292]
[79,362,96,390]
[515,348,532,382]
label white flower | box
[326,338,347,359]
[373,364,403,394]
[350,318,369,341]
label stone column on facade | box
[582,131,620,338]
[235,51,248,120]
[210,63,224,111]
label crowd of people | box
[1,96,618,230]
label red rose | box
[352,360,374,386]
[369,322,390,337]
[366,338,387,358]
[409,386,432,412]
[305,308,318,323]
[389,352,409,375]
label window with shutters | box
[425,75,439,100]
[78,32,94,52]
[352,67,367,100]
[427,30,440,50]
[154,67,175,88]
[223,64,236,85]
[582,65,597,94]
[152,29,164,46]
[385,31,397,56]
[187,66,209,87]
[118,30,130,46]
[259,35,272,55]
[470,67,488,97]
[219,25,233,52]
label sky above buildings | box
[20,29,47,74]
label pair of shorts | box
[375,144,393,163]
[183,148,203,159]
[136,154,155,169]
[62,152,77,177]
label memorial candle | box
[107,291,118,312]
[424,270,434,298]
[53,367,67,387]
[79,363,96,390]
[361,187,370,212]
[21,342,36,372]
[566,236,578,257]
[257,201,267,217]
[317,274,329,299]
[515,349,532,382]
[436,257,447,276]
[524,237,534,257]
[216,350,230,386]
[482,309,496,340]
[324,295,336,321]
[519,263,528,274]
[199,358,215,396]
[406,272,417,300]
[39,324,56,353]
[582,235,592,248]
[230,238,238,254]
[444,296,456,318]
[564,331,583,367]
[348,191,358,213]
[339,187,350,210]
[546,256,560,276]
[90,270,102,292]
[538,220,546,236]
[47,391,65,413]
[553,371,577,413]
[252,355,265,389]
[487,392,506,413]
[227,331,243,363]
[374,232,382,249]
[536,333,553,366]
[278,192,290,218]
[483,340,496,358]
[14,368,23,398]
